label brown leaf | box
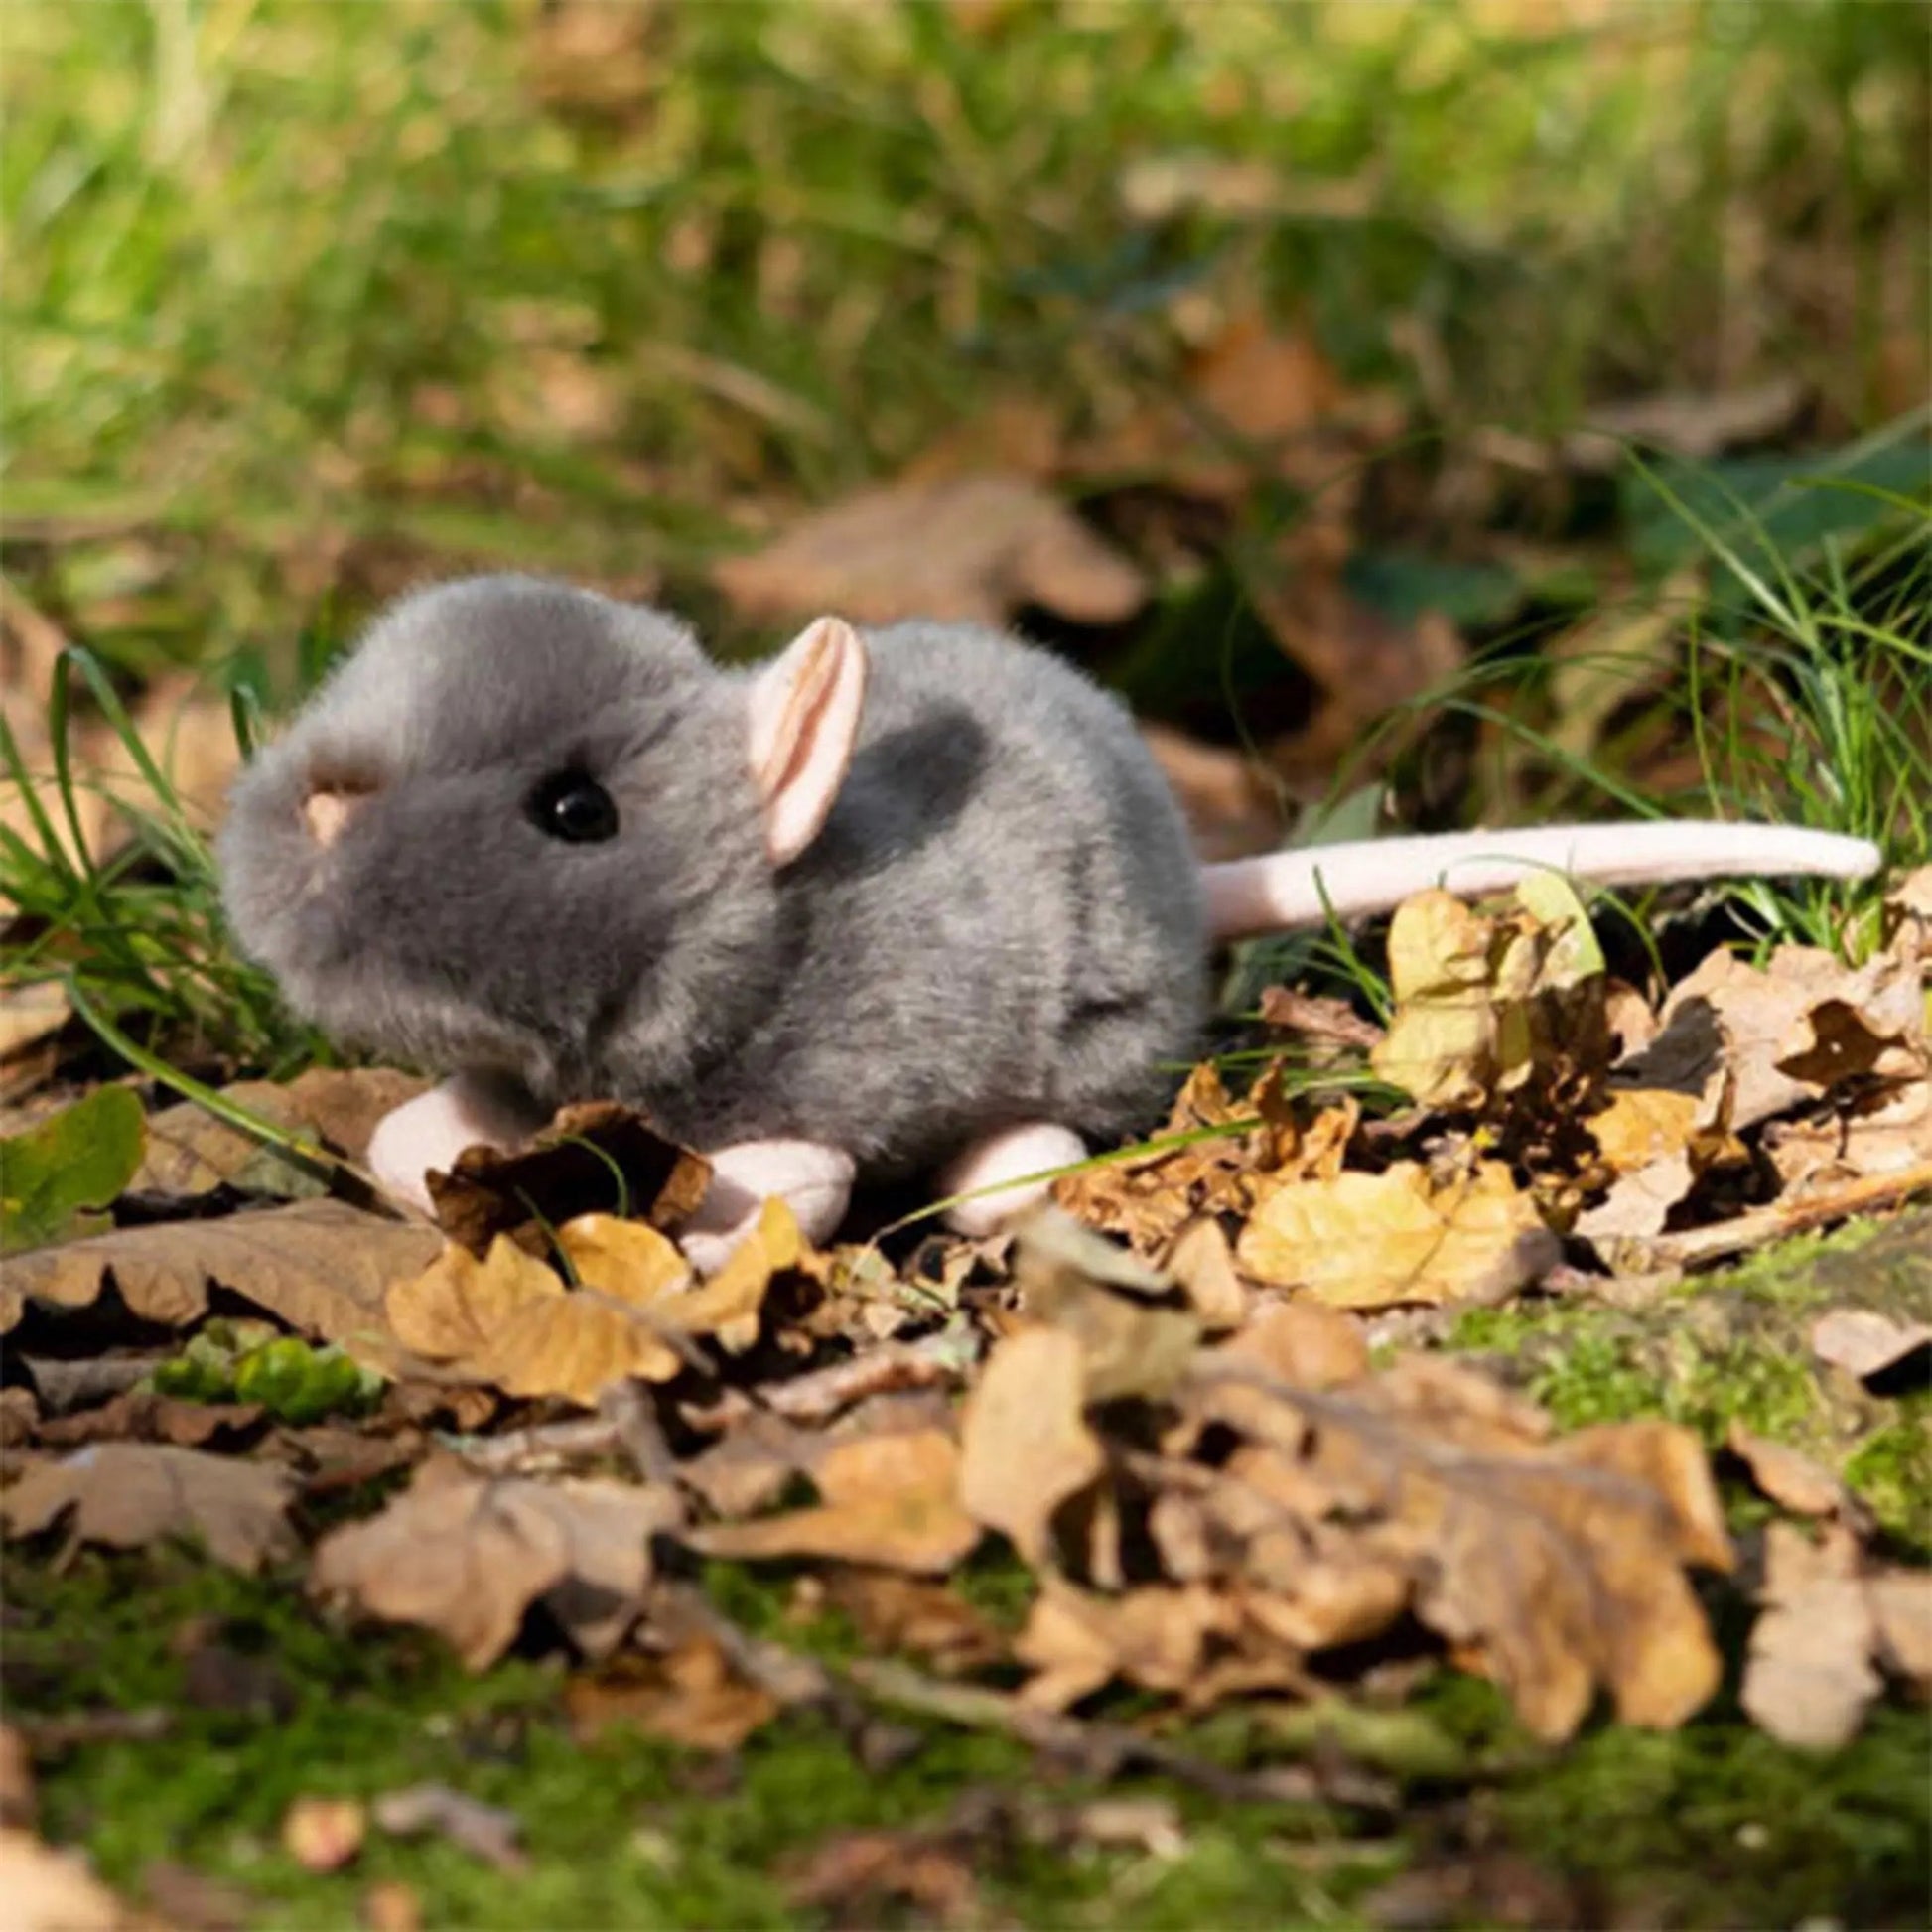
[1867,1568,1932,1687]
[0,1199,441,1344]
[371,1783,525,1873]
[1011,1207,1200,1400]
[1741,1522,1880,1751]
[132,1069,426,1196]
[1257,985,1386,1052]
[310,1462,682,1668]
[1810,1307,1932,1385]
[1564,376,1805,470]
[565,1638,780,1752]
[819,1573,1006,1674]
[1624,934,1927,1135]
[958,1325,1104,1564]
[428,1102,710,1257]
[782,1826,981,1925]
[281,1796,367,1874]
[0,982,70,1061]
[713,473,1146,629]
[33,1390,264,1451]
[0,1725,35,1833]
[1183,1354,1732,1740]
[1015,1579,1233,1711]
[0,1828,136,1932]
[1162,1217,1247,1330]
[386,1236,572,1366]
[687,1428,979,1575]
[360,1880,424,1932]
[1725,1421,1850,1518]
[1236,1161,1558,1309]
[1138,724,1282,862]
[1,1443,295,1571]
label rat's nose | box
[301,783,373,849]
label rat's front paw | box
[364,1071,549,1214]
[678,1139,856,1274]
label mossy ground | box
[10,1212,1928,1929]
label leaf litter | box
[3,886,1928,1890]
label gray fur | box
[219,575,1207,1174]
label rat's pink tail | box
[1200,821,1883,941]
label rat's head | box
[218,574,869,1099]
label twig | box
[598,1378,680,1487]
[1606,1159,1932,1271]
[844,1659,1385,1810]
[445,1414,620,1473]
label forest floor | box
[4,5,1929,1928]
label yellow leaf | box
[1587,1087,1703,1174]
[386,1237,563,1361]
[555,1213,691,1303]
[1236,1161,1557,1308]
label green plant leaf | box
[0,1085,146,1253]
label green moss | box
[1843,1401,1932,1556]
[5,1551,1375,1928]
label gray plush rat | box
[218,574,1881,1264]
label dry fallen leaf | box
[281,1795,367,1874]
[1370,881,1609,1115]
[1725,1421,1851,1519]
[388,1200,802,1406]
[1622,932,1927,1136]
[958,1325,1105,1564]
[1741,1522,1881,1751]
[687,1427,979,1575]
[310,1461,682,1668]
[428,1102,710,1257]
[1,1443,296,1571]
[1236,1161,1558,1309]
[1012,1207,1200,1400]
[0,1200,441,1346]
[1016,1578,1233,1711]
[1810,1307,1932,1385]
[0,1828,134,1932]
[713,473,1147,630]
[782,1825,981,1926]
[565,1638,780,1752]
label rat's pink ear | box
[746,616,869,867]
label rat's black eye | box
[526,770,619,844]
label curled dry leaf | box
[713,473,1146,630]
[1621,931,1927,1137]
[686,1427,979,1575]
[0,1199,441,1346]
[1235,1161,1558,1309]
[386,1201,801,1406]
[1369,881,1609,1115]
[0,1443,296,1572]
[428,1101,710,1257]
[1724,1421,1852,1519]
[1171,1352,1733,1740]
[310,1460,683,1668]
[1810,1307,1932,1386]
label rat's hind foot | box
[679,1139,856,1275]
[365,1070,550,1212]
[939,1123,1087,1236]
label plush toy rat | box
[218,575,1881,1265]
